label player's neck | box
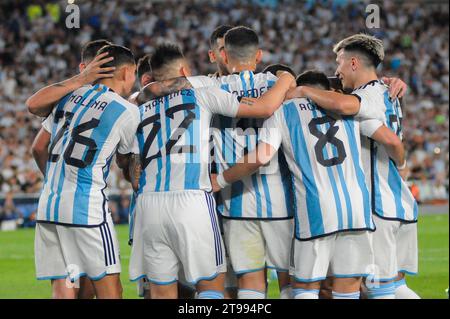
[352,71,378,90]
[98,79,124,96]
[227,61,256,73]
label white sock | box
[332,291,360,299]
[238,289,265,299]
[280,285,292,299]
[293,288,319,299]
[395,279,420,299]
[197,290,224,299]
[367,282,396,299]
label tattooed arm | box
[26,52,115,117]
[129,154,142,192]
[136,77,193,105]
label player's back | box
[136,87,239,194]
[190,71,294,219]
[271,97,373,240]
[356,80,418,222]
[38,83,139,226]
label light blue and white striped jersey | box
[38,84,140,227]
[355,80,418,222]
[135,87,239,193]
[188,71,295,220]
[259,97,374,240]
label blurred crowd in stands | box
[0,0,448,227]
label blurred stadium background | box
[0,0,448,298]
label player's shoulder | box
[104,90,140,119]
[352,79,387,95]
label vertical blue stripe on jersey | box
[261,174,272,218]
[155,99,163,191]
[241,71,263,217]
[372,145,384,217]
[54,86,108,222]
[387,160,406,219]
[44,93,73,185]
[164,96,171,191]
[220,83,230,92]
[184,91,200,189]
[343,119,371,228]
[267,80,276,88]
[46,85,98,221]
[279,152,294,217]
[283,102,324,237]
[312,109,343,230]
[72,100,126,225]
[137,106,147,194]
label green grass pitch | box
[0,214,448,299]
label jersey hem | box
[294,227,376,241]
[36,219,107,228]
[220,215,294,221]
[373,213,418,224]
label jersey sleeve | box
[117,107,141,155]
[41,113,54,133]
[359,119,384,138]
[198,87,240,117]
[352,88,385,121]
[258,111,282,151]
[187,76,220,88]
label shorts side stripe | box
[99,224,109,266]
[205,193,220,266]
[101,224,112,266]
[205,193,222,266]
[105,222,117,265]
[209,193,224,265]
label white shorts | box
[129,190,227,285]
[371,215,418,281]
[290,231,374,282]
[35,213,121,282]
[223,218,294,274]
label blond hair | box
[333,33,384,67]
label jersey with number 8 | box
[259,97,375,240]
[38,84,140,227]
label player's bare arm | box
[31,127,51,175]
[286,85,361,115]
[371,125,406,167]
[212,142,276,192]
[129,154,142,192]
[26,52,115,117]
[116,153,132,183]
[236,71,296,118]
[136,77,193,105]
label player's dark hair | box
[81,39,112,63]
[210,25,233,48]
[224,26,259,61]
[150,43,184,72]
[296,70,331,90]
[225,26,259,48]
[263,64,296,78]
[137,54,152,80]
[96,44,135,68]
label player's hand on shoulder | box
[210,174,221,193]
[285,86,306,101]
[382,76,408,99]
[78,52,116,85]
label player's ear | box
[78,63,86,73]
[208,49,216,63]
[351,57,358,71]
[141,74,153,87]
[255,49,263,64]
[220,49,229,65]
